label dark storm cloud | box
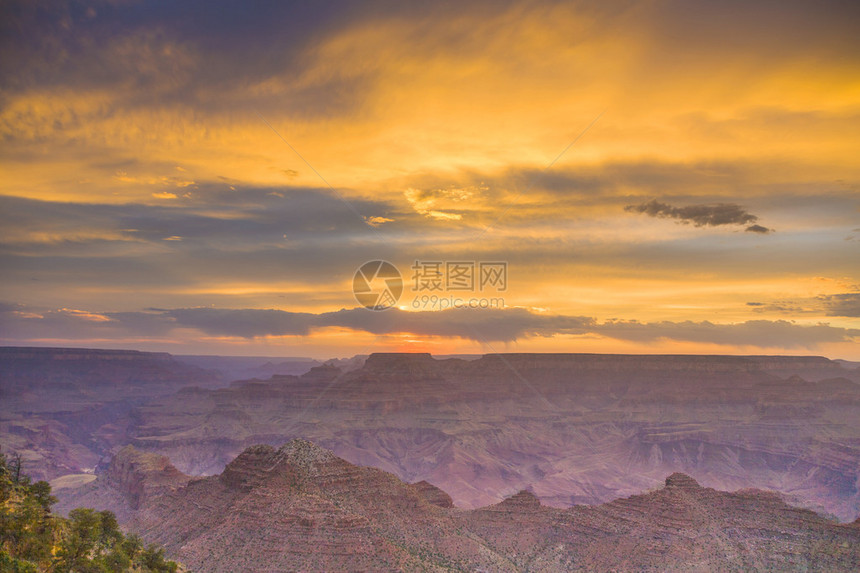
[2,303,857,349]
[624,199,759,228]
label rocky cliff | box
[54,445,192,520]
[116,352,860,521]
[0,346,221,481]
[69,441,860,572]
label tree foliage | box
[0,451,180,572]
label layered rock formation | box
[173,354,323,383]
[118,352,860,521]
[0,346,222,480]
[55,445,193,521]
[7,347,860,522]
[64,440,860,572]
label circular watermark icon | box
[353,260,403,310]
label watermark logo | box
[354,260,507,311]
[353,260,404,310]
[410,261,507,292]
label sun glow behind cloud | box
[0,0,858,357]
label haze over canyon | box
[3,347,860,522]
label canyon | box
[0,346,223,481]
[57,439,860,571]
[3,348,860,525]
[119,352,860,521]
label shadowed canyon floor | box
[57,440,860,572]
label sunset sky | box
[1,0,859,358]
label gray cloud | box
[0,0,377,118]
[0,0,540,122]
[596,319,857,348]
[4,0,857,100]
[146,306,594,343]
[745,224,773,234]
[625,199,760,227]
[315,307,593,342]
[1,180,855,316]
[748,303,814,315]
[0,302,24,313]
[0,187,393,244]
[164,308,318,338]
[821,293,860,318]
[745,293,860,318]
[2,303,857,349]
[0,189,408,290]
